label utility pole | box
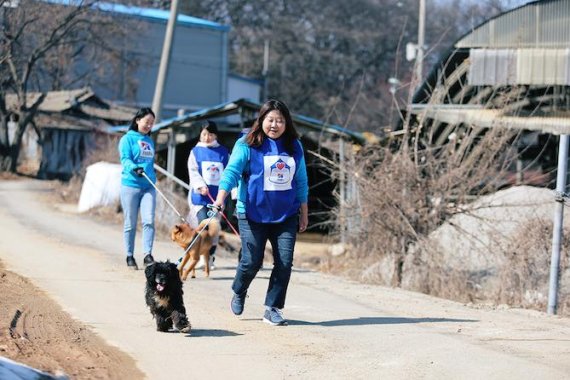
[548,134,569,315]
[262,39,270,101]
[152,0,180,122]
[415,0,426,85]
[151,0,180,176]
[339,138,346,245]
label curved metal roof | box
[410,0,570,135]
[456,0,570,48]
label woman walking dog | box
[118,107,157,270]
[187,120,229,269]
[214,99,309,326]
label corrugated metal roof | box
[412,1,570,127]
[456,0,570,48]
[108,98,370,145]
[42,0,230,31]
[468,47,570,86]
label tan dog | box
[171,219,220,280]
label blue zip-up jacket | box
[219,136,308,223]
[118,130,156,188]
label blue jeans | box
[233,214,298,309]
[120,185,156,257]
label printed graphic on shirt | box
[201,161,224,186]
[138,141,154,159]
[263,155,296,191]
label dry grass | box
[318,126,517,280]
[316,113,568,314]
[497,222,570,315]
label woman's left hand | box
[299,203,308,233]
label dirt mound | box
[402,186,570,313]
[429,185,556,271]
[0,260,143,379]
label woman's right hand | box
[213,190,228,212]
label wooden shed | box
[6,88,135,180]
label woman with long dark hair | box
[118,107,157,270]
[214,99,309,326]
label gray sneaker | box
[230,291,247,315]
[263,307,287,326]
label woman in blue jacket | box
[118,107,157,270]
[214,99,309,326]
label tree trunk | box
[0,114,10,172]
[0,154,13,172]
[8,143,19,173]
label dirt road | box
[0,179,569,379]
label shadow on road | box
[288,316,478,327]
[187,329,243,337]
[210,276,235,281]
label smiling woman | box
[118,107,158,270]
[213,99,309,326]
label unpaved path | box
[0,179,569,379]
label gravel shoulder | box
[0,260,144,379]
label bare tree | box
[0,0,130,173]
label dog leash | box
[205,192,240,238]
[182,205,219,256]
[142,169,240,239]
[141,171,187,223]
[191,169,241,238]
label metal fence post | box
[548,134,569,315]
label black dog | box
[144,261,191,333]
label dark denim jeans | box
[232,214,298,309]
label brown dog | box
[171,219,219,280]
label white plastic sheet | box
[78,161,122,213]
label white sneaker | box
[209,256,216,270]
[195,256,205,269]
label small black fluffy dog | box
[144,261,191,333]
